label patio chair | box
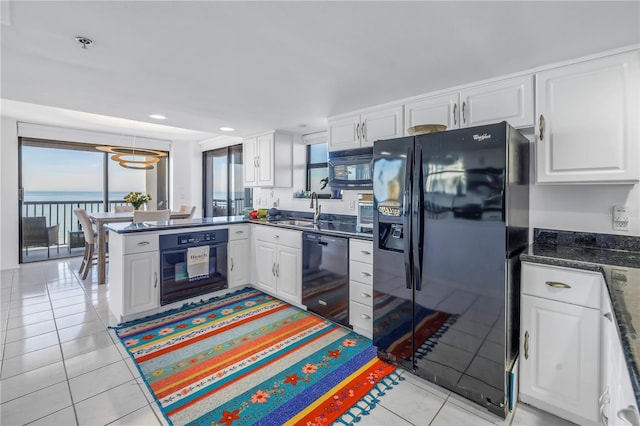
[133,209,170,223]
[22,216,59,257]
[114,205,134,212]
[179,205,196,218]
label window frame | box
[305,142,335,199]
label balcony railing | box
[22,200,130,255]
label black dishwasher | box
[302,232,349,326]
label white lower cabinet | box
[253,226,302,306]
[349,239,374,338]
[123,252,160,316]
[227,225,250,288]
[520,262,601,425]
[109,232,160,322]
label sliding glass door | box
[19,138,168,263]
[203,145,251,217]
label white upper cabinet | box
[243,131,293,187]
[404,75,534,132]
[459,76,534,128]
[328,104,403,151]
[404,92,459,131]
[535,51,640,184]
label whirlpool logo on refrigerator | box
[473,133,492,142]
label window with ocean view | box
[19,138,168,263]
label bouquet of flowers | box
[123,192,152,210]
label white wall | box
[1,117,20,270]
[170,139,201,218]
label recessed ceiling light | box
[220,127,235,132]
[149,114,167,120]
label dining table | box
[88,211,192,284]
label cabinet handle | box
[230,257,234,271]
[235,230,244,234]
[462,101,467,124]
[524,331,529,360]
[545,281,571,289]
[254,157,258,167]
[360,313,371,319]
[154,272,158,288]
[453,103,458,126]
[539,114,545,141]
[361,250,371,255]
[274,235,280,239]
[256,157,260,167]
[360,271,371,277]
[356,123,361,142]
[276,263,280,278]
[137,241,150,246]
[361,292,372,298]
[362,122,366,141]
[272,263,276,276]
[603,312,613,322]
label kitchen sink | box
[273,219,315,227]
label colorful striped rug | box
[114,287,399,426]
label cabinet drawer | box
[522,262,602,309]
[349,239,373,264]
[350,300,373,332]
[253,225,301,249]
[124,233,159,254]
[228,224,250,241]
[350,281,374,306]
[350,260,373,286]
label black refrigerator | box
[372,121,529,417]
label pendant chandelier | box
[96,122,167,170]
[96,146,167,170]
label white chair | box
[114,205,134,212]
[73,208,105,280]
[179,205,196,218]
[133,209,171,223]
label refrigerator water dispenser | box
[379,223,404,252]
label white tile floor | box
[0,258,577,425]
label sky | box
[22,146,146,192]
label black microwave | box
[328,148,373,189]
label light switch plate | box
[612,205,630,231]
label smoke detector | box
[75,36,93,49]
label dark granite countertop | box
[105,216,248,233]
[520,229,640,406]
[105,213,373,240]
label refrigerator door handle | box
[403,145,413,290]
[413,143,424,291]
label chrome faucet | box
[309,192,321,224]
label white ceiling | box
[2,1,639,142]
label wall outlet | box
[612,205,630,231]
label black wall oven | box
[159,229,228,305]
